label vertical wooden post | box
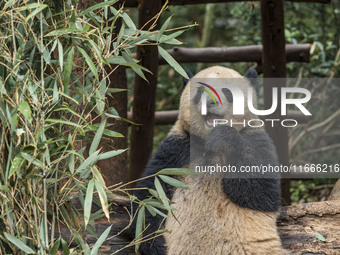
[95,2,128,187]
[129,0,162,183]
[261,0,291,205]
[97,68,128,187]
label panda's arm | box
[205,126,281,212]
[132,134,190,255]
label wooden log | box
[123,0,331,8]
[157,44,310,65]
[278,200,340,254]
[129,0,162,184]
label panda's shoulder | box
[141,133,190,177]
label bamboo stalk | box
[39,0,49,249]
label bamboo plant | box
[0,0,191,254]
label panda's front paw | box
[205,125,243,153]
[138,236,167,255]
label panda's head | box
[174,66,260,138]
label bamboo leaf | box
[149,205,168,218]
[158,46,188,79]
[121,52,147,80]
[39,217,47,248]
[17,3,45,10]
[95,91,105,113]
[4,0,16,11]
[148,189,159,198]
[62,47,75,94]
[57,39,64,71]
[53,107,87,123]
[4,233,35,254]
[107,56,150,71]
[61,238,70,255]
[159,175,188,189]
[25,4,48,22]
[315,232,326,242]
[157,168,195,175]
[54,90,79,105]
[120,11,136,30]
[95,179,109,219]
[154,229,169,234]
[154,177,171,211]
[144,200,173,211]
[91,166,105,187]
[42,46,51,64]
[72,230,90,254]
[157,15,173,42]
[90,225,112,255]
[79,0,117,16]
[162,38,183,45]
[89,118,106,155]
[145,204,156,217]
[77,46,99,81]
[98,149,127,161]
[9,155,24,177]
[46,119,82,129]
[87,39,108,65]
[88,125,124,138]
[46,28,80,37]
[20,152,45,168]
[84,179,95,226]
[106,88,127,94]
[49,237,61,255]
[135,205,145,252]
[18,101,33,123]
[76,150,100,173]
[159,30,186,44]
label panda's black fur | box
[132,136,191,255]
[132,66,286,255]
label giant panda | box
[132,66,287,255]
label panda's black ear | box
[182,69,194,88]
[244,68,260,94]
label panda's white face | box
[175,66,258,138]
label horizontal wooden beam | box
[123,0,330,8]
[157,44,310,65]
[127,110,310,125]
[128,110,178,125]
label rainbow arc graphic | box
[197,82,223,106]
